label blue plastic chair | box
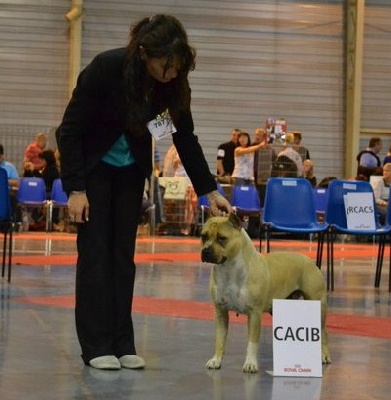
[46,178,68,231]
[17,177,48,231]
[0,168,14,282]
[312,187,328,222]
[325,179,391,291]
[231,184,261,214]
[260,177,329,269]
[17,177,47,205]
[231,184,262,234]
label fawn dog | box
[201,213,331,373]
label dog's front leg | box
[206,306,229,369]
[243,311,262,373]
[320,299,332,364]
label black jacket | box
[56,47,216,196]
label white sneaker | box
[89,355,121,370]
[119,355,146,369]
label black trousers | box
[75,161,145,364]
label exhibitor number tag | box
[147,110,177,140]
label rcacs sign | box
[272,300,322,377]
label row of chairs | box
[0,175,68,282]
[17,177,68,232]
[260,177,391,292]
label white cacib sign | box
[272,299,322,377]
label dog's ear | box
[228,212,242,230]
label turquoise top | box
[102,134,135,167]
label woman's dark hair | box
[238,132,251,148]
[123,14,196,136]
[39,150,57,167]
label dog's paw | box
[205,357,222,370]
[322,352,332,364]
[242,360,258,373]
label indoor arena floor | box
[1,230,391,400]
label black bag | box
[271,155,298,178]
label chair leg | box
[2,231,7,278]
[259,223,270,253]
[46,201,53,232]
[326,232,334,291]
[316,232,324,269]
[330,233,335,291]
[8,225,13,282]
[259,225,263,252]
[374,235,385,288]
[326,234,330,290]
[266,227,270,253]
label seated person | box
[372,162,391,224]
[39,149,61,229]
[173,150,197,236]
[302,159,317,187]
[383,144,391,165]
[23,132,48,175]
[356,137,383,180]
[38,149,60,196]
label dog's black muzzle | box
[201,246,226,264]
[201,246,217,263]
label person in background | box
[216,128,240,182]
[383,144,391,165]
[151,145,160,176]
[232,131,267,185]
[372,162,391,224]
[277,132,303,176]
[252,127,269,183]
[23,132,48,175]
[0,144,20,221]
[54,148,61,172]
[38,149,60,195]
[56,14,231,371]
[253,128,277,207]
[0,144,19,190]
[38,149,61,229]
[302,159,317,187]
[172,149,197,235]
[162,144,177,177]
[292,131,310,161]
[356,136,383,180]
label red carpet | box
[11,234,390,340]
[13,245,381,267]
[14,295,391,340]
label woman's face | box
[238,134,249,147]
[143,54,181,83]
